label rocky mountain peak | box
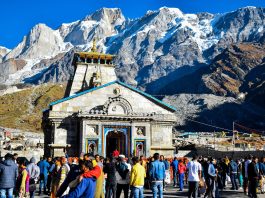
[4,23,71,61]
[0,46,10,63]
[61,8,125,47]
[158,7,183,17]
[86,7,125,24]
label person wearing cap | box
[116,154,131,198]
[27,157,40,198]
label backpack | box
[117,162,129,180]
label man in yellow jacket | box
[130,157,146,198]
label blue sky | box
[1,0,264,49]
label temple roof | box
[74,51,114,60]
[73,39,115,63]
[49,81,176,112]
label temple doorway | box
[106,130,126,157]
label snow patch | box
[159,7,183,17]
[80,20,98,30]
[61,20,80,27]
[159,26,179,43]
[158,12,219,51]
[258,27,264,33]
[5,59,41,85]
[0,46,11,53]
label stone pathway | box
[35,183,255,198]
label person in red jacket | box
[178,159,187,191]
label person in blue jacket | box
[171,157,179,187]
[62,160,96,198]
[160,155,169,191]
[38,157,50,195]
[149,153,165,198]
[229,158,238,190]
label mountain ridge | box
[1,6,264,87]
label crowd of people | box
[0,152,264,198]
[170,154,265,198]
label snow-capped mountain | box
[60,8,125,47]
[0,6,264,88]
[4,23,71,61]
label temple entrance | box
[106,130,126,157]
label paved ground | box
[144,185,248,198]
[34,182,258,198]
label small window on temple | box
[100,59,105,64]
[80,57,86,62]
[93,59,97,64]
[87,58,92,63]
[106,60,111,64]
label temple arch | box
[103,96,133,115]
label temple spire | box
[70,37,116,96]
[91,38,97,52]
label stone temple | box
[43,43,176,157]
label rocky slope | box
[163,42,265,131]
[202,43,265,98]
[0,83,65,131]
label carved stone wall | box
[150,123,174,156]
[51,83,174,115]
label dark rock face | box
[202,43,265,98]
[163,42,265,131]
